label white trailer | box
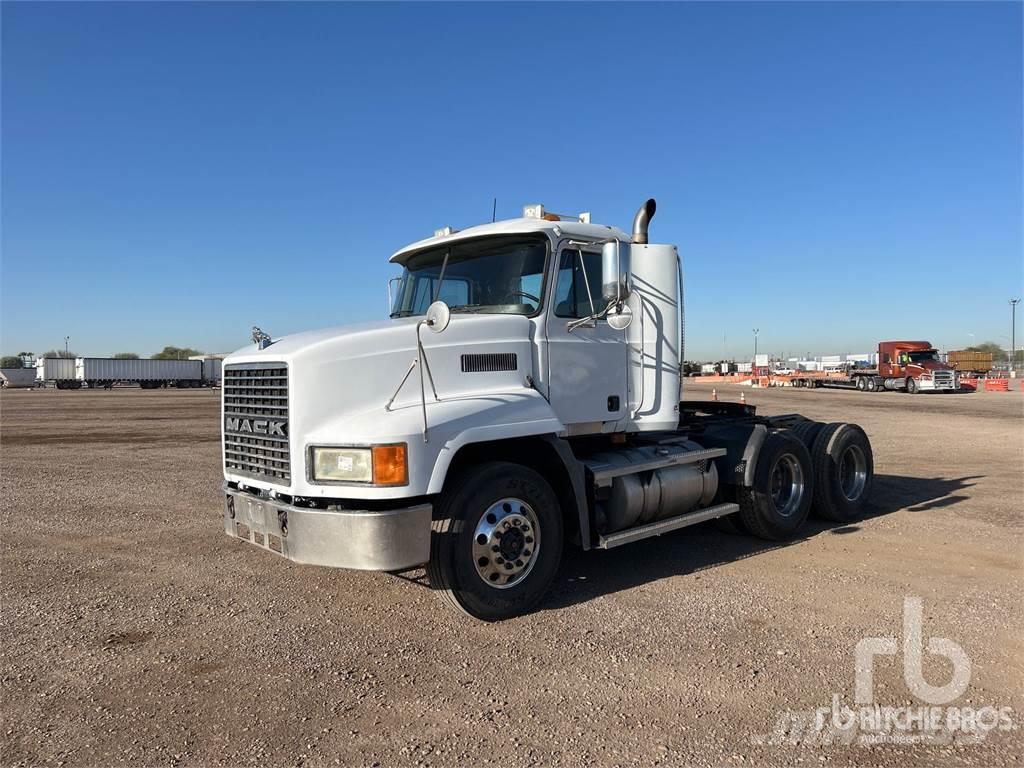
[36,358,79,389]
[190,356,223,384]
[76,358,204,389]
[219,199,875,620]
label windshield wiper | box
[449,304,489,314]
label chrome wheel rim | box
[472,497,540,589]
[839,444,868,501]
[770,454,805,517]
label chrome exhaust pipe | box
[632,198,657,244]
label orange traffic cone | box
[712,388,718,402]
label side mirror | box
[601,240,631,304]
[425,300,451,333]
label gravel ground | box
[2,384,1022,767]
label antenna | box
[492,197,497,223]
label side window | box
[553,249,602,318]
[411,278,432,315]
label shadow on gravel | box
[542,474,983,611]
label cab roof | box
[389,217,629,264]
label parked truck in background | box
[791,341,958,393]
[220,199,875,620]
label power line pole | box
[752,328,759,364]
[1011,299,1021,373]
[64,336,70,358]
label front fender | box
[299,388,564,499]
[425,391,565,494]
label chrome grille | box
[933,370,955,388]
[223,363,290,483]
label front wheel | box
[428,462,563,621]
[906,377,918,394]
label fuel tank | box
[590,441,719,534]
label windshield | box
[391,235,547,318]
[906,350,939,363]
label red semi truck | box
[792,341,959,393]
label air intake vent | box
[461,353,517,373]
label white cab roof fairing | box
[389,218,630,265]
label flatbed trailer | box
[791,370,883,391]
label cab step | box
[596,502,740,549]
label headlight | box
[310,444,408,486]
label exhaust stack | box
[632,198,657,244]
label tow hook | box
[226,495,235,519]
[278,510,288,537]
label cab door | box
[544,244,627,431]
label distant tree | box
[152,346,202,360]
[966,342,1008,362]
[42,350,77,359]
[0,356,24,368]
[113,352,140,359]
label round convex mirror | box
[607,303,632,331]
[425,300,451,333]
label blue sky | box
[2,2,1021,361]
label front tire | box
[428,462,563,621]
[738,432,813,541]
[906,377,918,394]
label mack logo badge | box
[225,417,287,437]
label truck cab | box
[220,199,875,619]
[877,340,957,393]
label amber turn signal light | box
[372,444,408,486]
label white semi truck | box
[221,200,874,620]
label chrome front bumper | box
[223,486,432,571]
[917,376,958,391]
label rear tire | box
[810,423,874,523]
[866,376,879,392]
[427,462,563,621]
[789,419,825,451]
[738,432,813,541]
[856,376,867,391]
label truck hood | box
[908,360,954,373]
[224,314,538,478]
[226,315,533,376]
